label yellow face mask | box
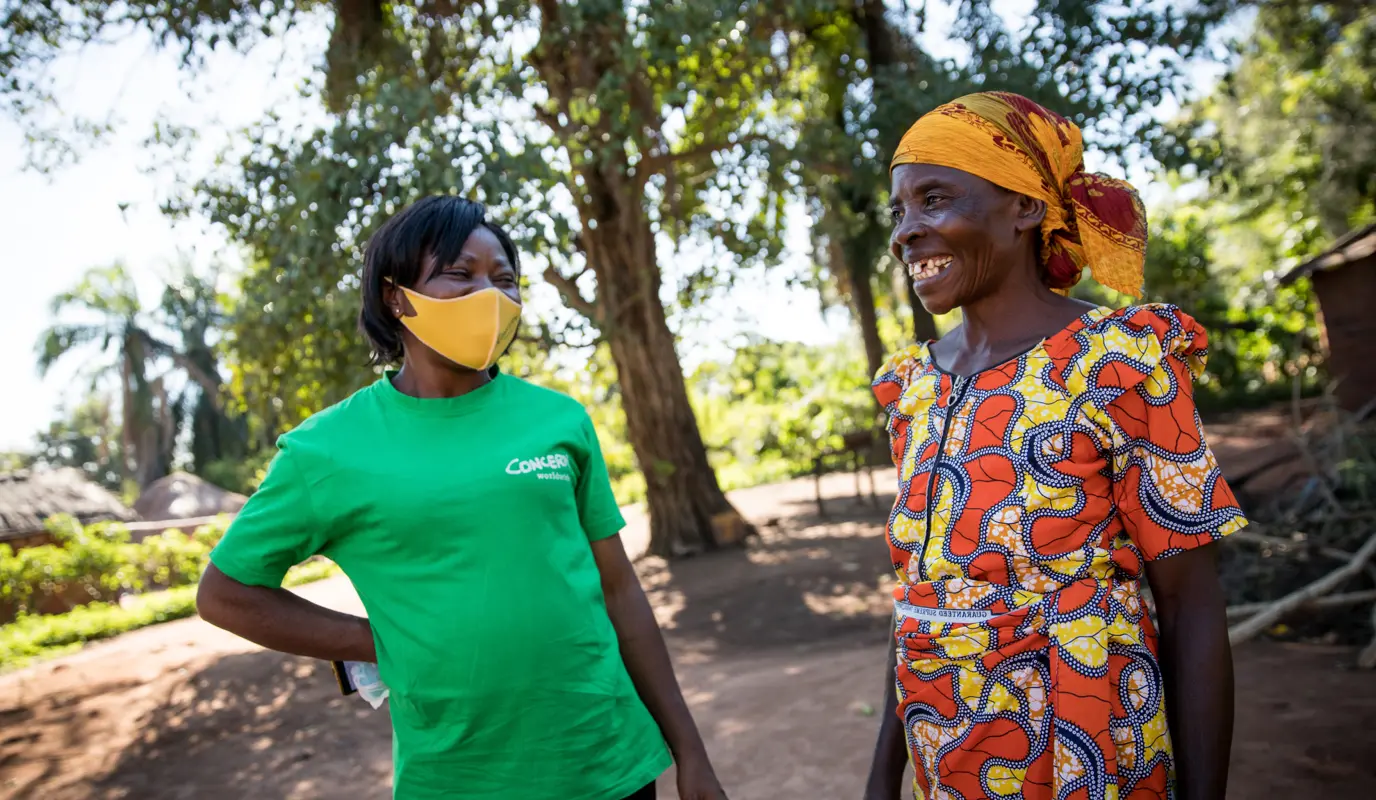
[395,286,522,371]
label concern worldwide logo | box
[505,453,573,482]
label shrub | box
[0,557,339,670]
[0,515,226,619]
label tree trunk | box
[833,236,886,380]
[605,307,748,558]
[855,0,940,348]
[530,0,753,558]
[855,272,885,379]
[586,209,754,558]
[135,378,177,489]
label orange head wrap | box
[891,91,1147,297]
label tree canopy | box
[5,0,1363,557]
[1161,1,1375,258]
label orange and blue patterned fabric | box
[872,304,1248,799]
[892,91,1148,297]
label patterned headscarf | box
[891,92,1147,297]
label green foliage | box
[1139,207,1323,411]
[0,515,224,616]
[691,337,877,490]
[200,449,275,495]
[1,586,200,669]
[0,514,339,669]
[31,395,126,491]
[165,1,812,436]
[1161,3,1376,253]
[0,0,296,170]
[1142,3,1370,408]
[0,557,338,671]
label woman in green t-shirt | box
[197,195,725,800]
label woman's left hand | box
[592,535,726,799]
[676,753,728,799]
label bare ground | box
[2,470,1373,799]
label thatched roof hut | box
[0,469,137,550]
[133,471,246,522]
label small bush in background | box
[0,515,225,620]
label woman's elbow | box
[1148,546,1224,606]
[196,564,244,629]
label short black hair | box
[358,195,521,365]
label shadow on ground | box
[8,469,1376,799]
[637,486,898,657]
[87,651,393,800]
[1,679,147,799]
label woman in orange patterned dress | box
[862,93,1245,800]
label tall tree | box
[793,3,951,378]
[35,263,238,488]
[36,264,175,487]
[94,1,808,556]
[158,266,248,474]
[515,1,798,555]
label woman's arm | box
[196,564,376,663]
[863,623,907,800]
[590,534,725,800]
[1144,543,1234,800]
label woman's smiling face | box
[408,226,521,306]
[889,163,1041,316]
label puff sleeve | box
[873,346,926,468]
[1096,305,1249,560]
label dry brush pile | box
[1218,395,1376,666]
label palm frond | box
[35,322,110,375]
[49,263,141,317]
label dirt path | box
[3,471,1374,799]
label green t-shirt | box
[210,371,671,799]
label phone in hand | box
[331,660,358,696]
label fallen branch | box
[1225,589,1376,621]
[1230,529,1354,562]
[1289,376,1344,514]
[1228,532,1376,645]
